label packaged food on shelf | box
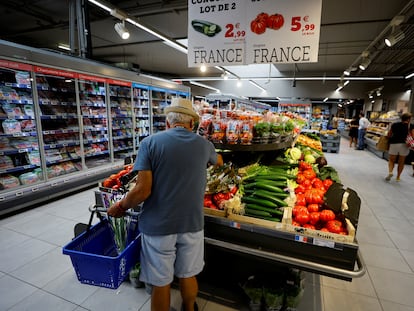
[0,174,20,189]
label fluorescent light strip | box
[405,72,414,79]
[58,44,71,51]
[127,18,188,54]
[344,80,350,86]
[189,81,220,93]
[88,0,111,12]
[177,76,384,82]
[323,97,328,102]
[249,80,266,92]
[335,86,343,92]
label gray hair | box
[166,112,193,125]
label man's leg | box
[179,276,198,311]
[151,284,171,311]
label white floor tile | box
[387,230,414,252]
[368,266,414,306]
[0,274,38,310]
[400,249,414,272]
[380,299,414,311]
[322,286,382,311]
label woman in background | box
[349,115,359,148]
[385,112,413,182]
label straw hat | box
[164,98,199,121]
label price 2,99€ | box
[225,23,246,38]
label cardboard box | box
[282,207,356,244]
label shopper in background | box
[108,98,223,311]
[385,112,413,182]
[349,115,359,148]
[356,112,371,150]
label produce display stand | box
[202,142,365,284]
[202,211,364,282]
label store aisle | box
[1,136,414,311]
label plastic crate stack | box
[320,133,340,153]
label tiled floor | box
[1,136,414,311]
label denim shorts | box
[139,230,204,287]
[389,143,409,156]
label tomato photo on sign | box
[267,13,284,30]
[251,17,267,34]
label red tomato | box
[267,13,284,30]
[295,193,306,205]
[293,205,308,217]
[320,227,329,232]
[319,209,336,222]
[323,179,334,189]
[302,179,312,190]
[307,204,320,213]
[311,178,324,189]
[303,223,316,230]
[305,188,324,204]
[295,184,306,194]
[295,212,310,225]
[296,173,306,184]
[292,220,301,227]
[326,220,343,234]
[303,169,317,180]
[299,161,312,171]
[309,212,320,225]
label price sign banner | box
[187,0,322,67]
[187,0,246,67]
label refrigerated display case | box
[0,40,190,215]
[132,83,150,147]
[0,61,42,190]
[108,79,134,160]
[34,67,82,179]
[78,74,110,169]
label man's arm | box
[108,170,152,217]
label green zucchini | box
[245,203,284,216]
[242,196,276,208]
[252,189,288,202]
[244,208,272,217]
[252,178,287,187]
[244,182,285,193]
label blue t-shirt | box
[133,128,218,235]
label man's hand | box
[107,201,126,218]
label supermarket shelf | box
[0,162,124,216]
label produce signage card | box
[245,0,322,65]
[187,0,247,67]
[187,0,322,67]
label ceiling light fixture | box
[58,44,71,51]
[236,79,242,87]
[405,72,414,79]
[385,15,405,47]
[323,97,328,102]
[384,28,405,47]
[249,80,266,92]
[359,51,371,71]
[200,65,207,73]
[189,81,220,93]
[343,67,357,76]
[114,20,130,39]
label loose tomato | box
[302,179,312,190]
[295,184,306,194]
[292,220,301,227]
[319,209,336,222]
[293,205,308,217]
[309,212,320,225]
[311,178,324,189]
[296,173,306,184]
[326,220,343,234]
[323,179,334,189]
[295,193,306,205]
[307,204,320,213]
[303,169,317,180]
[320,227,329,232]
[303,223,316,230]
[304,188,324,204]
[299,161,312,171]
[295,212,310,225]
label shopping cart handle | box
[89,205,140,218]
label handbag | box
[376,135,390,151]
[406,133,414,151]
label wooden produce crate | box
[204,207,227,218]
[227,211,285,231]
[282,207,356,244]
